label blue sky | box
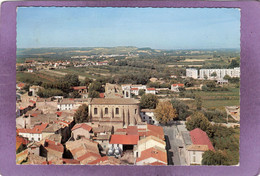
[17,7,240,49]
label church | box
[88,98,143,130]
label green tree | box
[140,93,159,109]
[223,75,231,80]
[62,74,80,87]
[185,111,213,137]
[210,72,217,77]
[84,77,93,87]
[37,88,63,98]
[88,90,100,98]
[195,96,202,110]
[88,81,103,92]
[154,101,177,124]
[202,150,228,165]
[171,100,190,120]
[73,104,89,123]
[228,59,239,68]
[138,89,145,96]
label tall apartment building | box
[199,67,240,79]
[186,68,198,79]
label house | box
[88,98,142,130]
[28,68,34,72]
[89,156,121,165]
[145,88,156,94]
[29,85,41,96]
[57,98,76,110]
[71,123,92,140]
[108,134,139,156]
[72,86,87,94]
[17,123,49,142]
[77,152,101,165]
[136,146,167,165]
[186,128,215,165]
[16,135,29,153]
[42,139,64,161]
[171,84,184,92]
[130,88,139,95]
[16,83,26,90]
[134,135,166,158]
[140,109,158,125]
[104,83,123,98]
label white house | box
[171,84,184,92]
[29,85,41,97]
[57,98,76,110]
[145,88,156,94]
[186,68,198,79]
[140,109,158,125]
[130,88,139,95]
[17,123,48,142]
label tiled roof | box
[77,152,101,163]
[89,156,120,165]
[73,86,87,90]
[146,88,156,91]
[136,147,167,164]
[16,135,29,145]
[172,84,184,87]
[72,123,92,132]
[62,158,80,165]
[131,88,139,90]
[189,128,214,151]
[44,139,64,153]
[17,83,26,88]
[149,161,167,166]
[109,134,139,145]
[147,125,165,140]
[138,135,166,146]
[99,93,105,98]
[17,123,48,134]
[90,98,139,105]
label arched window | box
[94,108,98,115]
[126,91,129,97]
[105,108,108,114]
[115,108,119,114]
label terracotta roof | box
[77,152,101,163]
[99,93,105,98]
[72,123,92,132]
[149,161,167,166]
[172,84,184,87]
[62,158,80,165]
[16,135,29,145]
[17,83,26,88]
[147,125,165,140]
[136,147,167,164]
[89,156,120,165]
[17,123,48,134]
[16,142,23,151]
[138,135,166,146]
[73,86,87,90]
[189,128,214,151]
[90,98,139,105]
[131,88,139,90]
[56,111,62,116]
[146,88,156,91]
[109,134,139,145]
[44,139,64,153]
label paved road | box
[163,125,181,165]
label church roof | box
[90,98,139,105]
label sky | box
[17,7,240,49]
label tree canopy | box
[140,93,159,109]
[73,104,89,123]
[154,101,177,124]
[170,99,191,121]
[202,150,228,165]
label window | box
[38,137,40,141]
[105,108,108,114]
[135,109,137,114]
[115,108,119,114]
[94,108,98,115]
[126,91,129,97]
[31,137,34,141]
[193,155,196,163]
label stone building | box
[104,83,123,98]
[88,98,142,130]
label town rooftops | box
[89,156,121,165]
[172,84,184,87]
[58,98,75,105]
[109,134,139,145]
[90,98,139,105]
[136,146,167,164]
[44,139,64,153]
[138,135,166,146]
[72,123,92,132]
[146,124,165,140]
[17,123,48,134]
[189,128,214,151]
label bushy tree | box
[88,81,103,92]
[210,72,217,77]
[62,74,80,87]
[138,89,145,96]
[202,150,228,165]
[185,111,213,137]
[171,100,190,120]
[140,94,159,109]
[195,96,202,110]
[37,88,63,98]
[155,101,177,124]
[88,90,100,98]
[73,104,89,123]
